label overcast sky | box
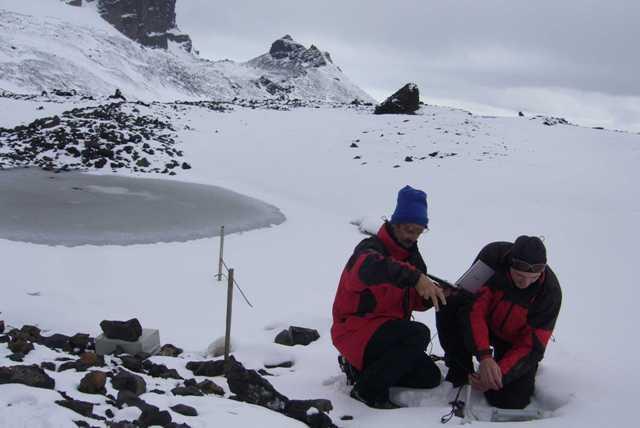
[176,0,640,132]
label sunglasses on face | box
[511,258,546,273]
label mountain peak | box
[263,35,333,68]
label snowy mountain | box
[1,1,639,428]
[0,0,374,103]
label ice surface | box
[0,168,285,246]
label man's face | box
[509,268,542,289]
[392,223,426,248]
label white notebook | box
[454,259,495,294]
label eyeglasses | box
[511,258,546,273]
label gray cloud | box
[176,0,640,131]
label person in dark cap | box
[436,236,562,409]
[331,185,448,409]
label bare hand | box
[415,274,447,311]
[469,373,489,392]
[478,358,503,391]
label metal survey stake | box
[217,225,225,281]
[224,268,234,364]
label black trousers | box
[436,293,537,409]
[355,319,441,402]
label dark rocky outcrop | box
[275,326,320,346]
[247,35,334,78]
[96,0,192,51]
[0,103,182,175]
[0,365,55,389]
[100,318,142,341]
[374,83,420,115]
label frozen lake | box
[0,168,285,246]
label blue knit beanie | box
[390,185,428,227]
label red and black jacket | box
[465,242,562,385]
[331,222,432,370]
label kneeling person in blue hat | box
[331,185,448,409]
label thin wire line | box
[220,259,254,308]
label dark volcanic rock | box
[275,326,320,346]
[39,333,71,351]
[111,369,147,396]
[186,359,227,377]
[69,333,92,351]
[137,407,172,428]
[158,343,183,357]
[197,379,224,396]
[41,362,56,371]
[8,338,34,355]
[225,364,288,412]
[119,355,144,373]
[265,360,294,369]
[0,365,55,389]
[100,318,142,341]
[55,398,94,417]
[171,403,198,417]
[374,83,420,115]
[78,371,108,394]
[171,385,204,397]
[97,0,192,51]
[145,362,182,379]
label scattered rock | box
[265,361,294,369]
[8,338,34,355]
[171,384,204,397]
[40,333,71,351]
[158,343,183,357]
[171,404,198,417]
[55,398,94,417]
[341,415,354,421]
[275,326,320,346]
[100,319,142,342]
[69,333,92,352]
[226,363,288,412]
[0,365,55,389]
[144,362,182,379]
[109,89,126,101]
[118,355,144,373]
[79,352,99,367]
[374,83,420,115]
[186,359,228,377]
[137,408,172,428]
[111,369,147,396]
[41,362,56,371]
[78,371,107,394]
[197,379,224,396]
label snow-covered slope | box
[1,94,639,427]
[0,1,373,103]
